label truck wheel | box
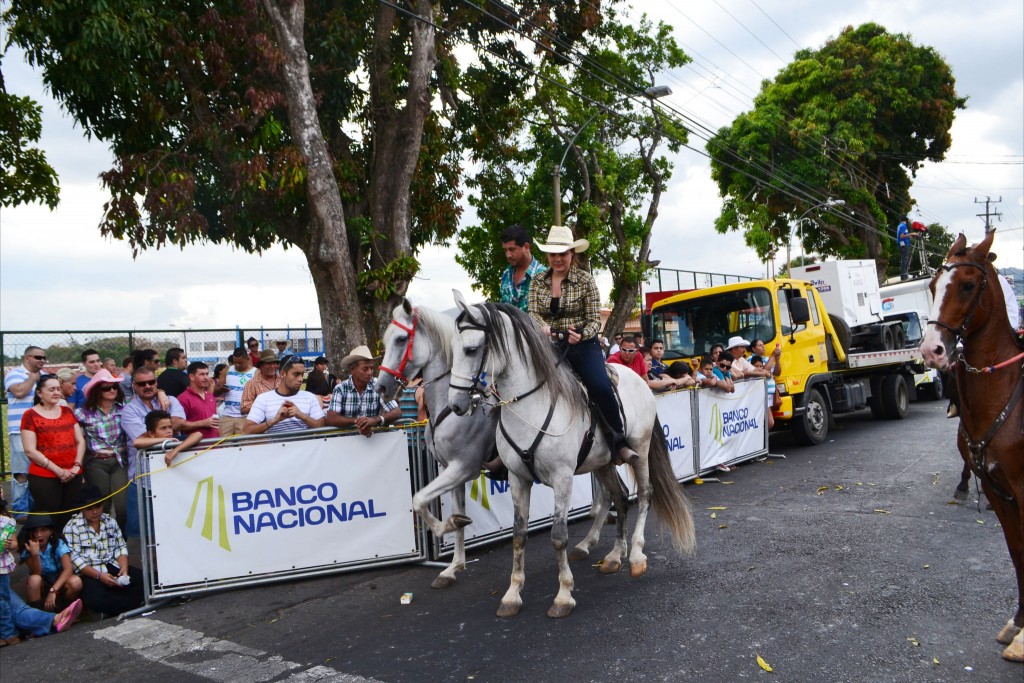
[892,326,906,349]
[880,374,909,419]
[920,373,943,401]
[867,376,885,418]
[828,314,851,354]
[793,388,830,445]
[881,326,895,351]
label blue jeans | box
[7,584,54,637]
[563,337,624,436]
[0,574,14,639]
[125,481,140,538]
[7,436,32,519]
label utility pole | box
[974,196,1002,232]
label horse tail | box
[647,415,696,556]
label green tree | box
[2,1,602,357]
[456,14,688,337]
[709,23,966,275]
[0,53,59,208]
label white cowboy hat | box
[340,345,377,371]
[535,225,590,253]
[725,336,751,351]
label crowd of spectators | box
[1,335,408,635]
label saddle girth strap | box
[574,411,597,474]
[498,403,555,482]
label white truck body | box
[791,260,883,329]
[879,277,934,325]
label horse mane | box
[472,302,584,419]
[413,305,455,365]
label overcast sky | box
[1,0,1021,332]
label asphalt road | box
[2,400,1021,682]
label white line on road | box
[94,619,385,683]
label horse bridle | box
[380,311,419,387]
[449,311,495,409]
[926,260,988,342]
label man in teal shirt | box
[499,224,546,312]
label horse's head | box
[377,298,424,401]
[920,230,997,370]
[448,290,499,416]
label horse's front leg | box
[548,472,576,618]
[954,459,971,501]
[497,472,532,618]
[986,480,1024,661]
[432,483,468,589]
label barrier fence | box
[1,327,324,477]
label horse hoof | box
[997,619,1023,645]
[568,547,589,562]
[630,560,648,578]
[953,488,968,501]
[450,514,473,529]
[598,559,621,574]
[1001,631,1024,662]
[431,575,457,590]
[546,602,575,618]
[496,602,521,618]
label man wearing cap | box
[220,348,256,436]
[304,356,333,397]
[241,350,280,414]
[156,347,189,397]
[499,224,546,313]
[244,355,325,434]
[4,345,47,520]
[275,339,294,360]
[325,346,401,437]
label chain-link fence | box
[1,327,324,477]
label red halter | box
[379,311,418,386]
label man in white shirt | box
[725,336,770,380]
[244,356,325,435]
[220,347,256,436]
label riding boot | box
[612,431,639,468]
[483,456,509,481]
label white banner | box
[696,379,768,471]
[439,472,594,551]
[655,389,698,481]
[149,431,417,586]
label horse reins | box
[380,311,419,387]
[926,261,988,342]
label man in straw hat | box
[528,225,638,466]
[325,346,400,438]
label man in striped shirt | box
[243,356,325,435]
[4,346,47,520]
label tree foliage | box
[2,0,604,357]
[456,12,689,336]
[0,54,59,209]
[709,23,965,273]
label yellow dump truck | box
[649,264,936,445]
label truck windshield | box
[652,287,776,359]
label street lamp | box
[552,85,672,226]
[788,197,846,267]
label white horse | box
[448,292,695,618]
[376,299,500,589]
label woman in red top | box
[21,376,86,532]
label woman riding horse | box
[527,225,636,467]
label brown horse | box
[920,230,1024,662]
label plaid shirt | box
[500,257,547,312]
[528,263,601,340]
[63,512,128,572]
[75,404,126,454]
[328,377,399,418]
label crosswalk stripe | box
[94,619,385,683]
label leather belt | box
[89,450,120,461]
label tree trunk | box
[366,0,437,342]
[261,0,364,361]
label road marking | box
[94,619,384,682]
